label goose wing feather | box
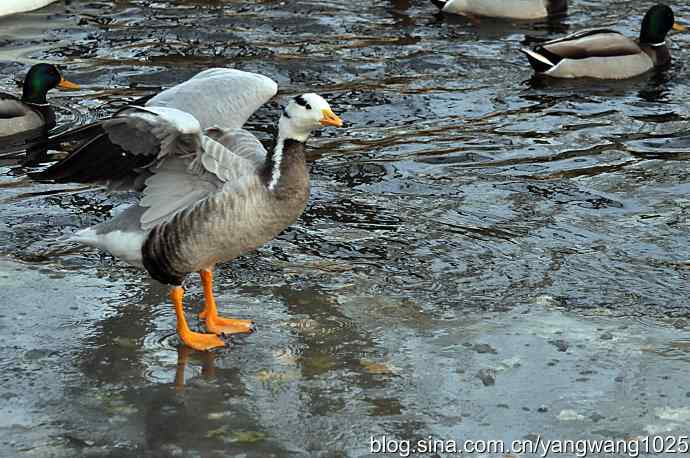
[105,107,262,229]
[204,126,268,166]
[138,156,219,230]
[138,137,260,229]
[33,68,275,229]
[145,68,278,129]
[104,105,202,159]
[199,135,260,184]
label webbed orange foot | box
[171,286,225,351]
[179,326,226,351]
[205,315,256,335]
[198,269,256,336]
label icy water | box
[2,0,690,456]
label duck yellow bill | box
[673,22,686,32]
[320,108,343,127]
[58,77,80,90]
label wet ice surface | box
[1,0,690,456]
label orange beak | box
[672,22,686,32]
[58,76,80,90]
[320,108,343,127]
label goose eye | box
[305,103,312,110]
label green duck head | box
[21,63,80,104]
[640,4,685,45]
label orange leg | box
[198,269,255,335]
[171,286,225,351]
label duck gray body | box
[0,94,53,138]
[521,4,683,79]
[432,0,566,20]
[521,30,665,79]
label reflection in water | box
[174,345,216,391]
[637,68,674,103]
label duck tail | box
[520,48,556,73]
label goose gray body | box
[141,138,309,285]
[75,132,308,287]
[32,69,340,286]
[432,0,566,20]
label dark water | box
[2,1,690,456]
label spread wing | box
[145,68,278,129]
[540,29,642,59]
[32,105,266,229]
[32,105,203,190]
[32,68,278,228]
[105,106,201,159]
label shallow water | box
[1,0,690,456]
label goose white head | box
[278,93,343,143]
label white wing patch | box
[521,48,555,67]
[104,106,202,159]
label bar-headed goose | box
[31,68,343,351]
[0,64,79,139]
[521,4,685,79]
[431,0,566,20]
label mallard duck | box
[521,4,685,79]
[431,0,566,20]
[31,68,343,351]
[0,0,58,18]
[0,63,79,139]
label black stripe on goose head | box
[294,95,312,110]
